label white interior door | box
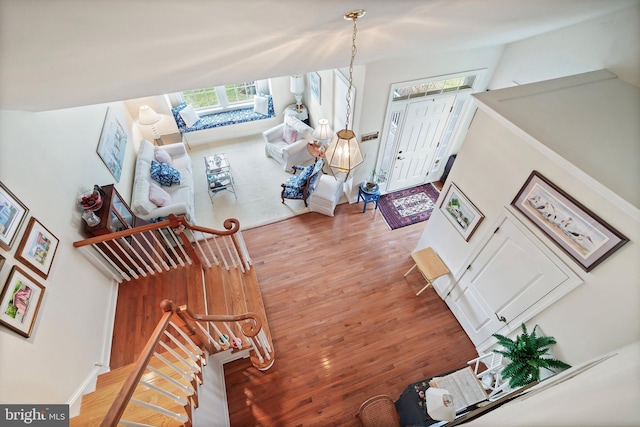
[447,213,580,347]
[387,95,455,191]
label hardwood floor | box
[224,202,477,426]
[109,196,477,426]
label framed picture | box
[0,182,30,250]
[0,265,45,338]
[511,171,629,272]
[15,217,59,279]
[310,71,321,104]
[96,107,128,182]
[440,183,484,241]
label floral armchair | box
[281,160,324,206]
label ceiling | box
[1,0,637,112]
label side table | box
[357,183,380,213]
[205,153,237,203]
[284,104,309,125]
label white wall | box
[422,107,639,362]
[489,4,640,89]
[415,4,640,366]
[0,103,136,408]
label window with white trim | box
[182,81,257,113]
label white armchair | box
[263,115,315,171]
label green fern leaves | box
[493,323,571,388]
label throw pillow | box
[154,148,172,165]
[253,95,269,115]
[179,104,201,128]
[150,160,181,187]
[283,124,298,144]
[148,182,172,207]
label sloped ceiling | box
[0,0,637,112]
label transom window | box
[182,81,257,112]
[392,75,476,101]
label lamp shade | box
[290,75,304,94]
[312,119,332,142]
[138,105,161,126]
[426,388,455,422]
[325,128,364,179]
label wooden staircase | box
[71,216,274,426]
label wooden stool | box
[404,247,450,296]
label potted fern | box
[493,323,571,388]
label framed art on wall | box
[440,183,484,241]
[310,71,321,104]
[0,265,45,338]
[96,107,128,182]
[0,181,30,250]
[511,171,629,272]
[15,217,59,279]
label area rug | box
[379,183,440,230]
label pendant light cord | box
[345,17,358,131]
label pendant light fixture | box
[325,9,366,180]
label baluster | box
[101,239,140,279]
[167,227,192,265]
[114,237,148,277]
[81,245,123,281]
[119,237,155,275]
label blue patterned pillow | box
[150,160,181,187]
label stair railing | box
[73,215,252,283]
[179,305,275,371]
[101,300,202,427]
[102,298,274,426]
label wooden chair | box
[280,159,324,206]
[356,394,401,427]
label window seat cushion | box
[172,95,275,134]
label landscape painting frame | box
[96,107,128,182]
[440,182,484,241]
[0,182,30,251]
[0,265,45,338]
[15,217,60,279]
[511,171,629,272]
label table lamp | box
[426,388,456,422]
[138,105,162,142]
[290,75,304,112]
[312,119,332,147]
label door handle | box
[397,156,405,160]
[495,313,507,323]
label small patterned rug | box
[379,183,440,230]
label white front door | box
[387,95,455,192]
[446,213,581,347]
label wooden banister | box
[179,305,263,338]
[101,300,176,427]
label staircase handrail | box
[179,304,263,338]
[73,215,240,248]
[73,215,251,282]
[100,299,270,426]
[101,300,176,427]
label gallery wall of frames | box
[0,181,59,338]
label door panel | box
[388,96,454,191]
[448,215,573,346]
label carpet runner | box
[379,183,440,230]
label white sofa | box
[131,139,196,222]
[263,115,315,171]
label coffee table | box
[204,153,237,203]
